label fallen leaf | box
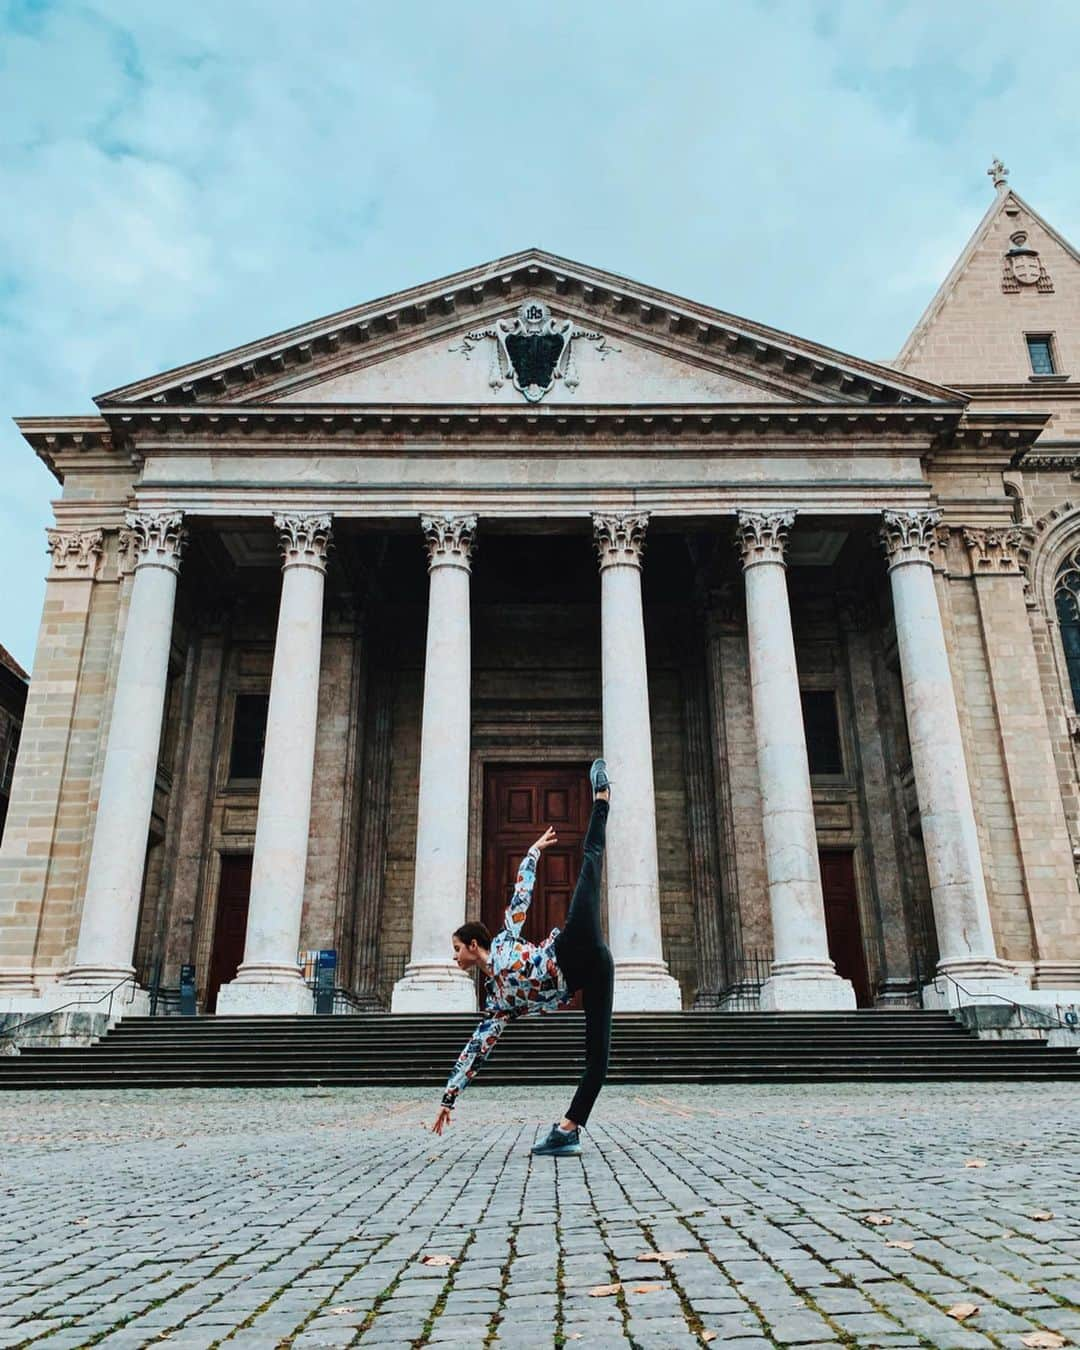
[630,1283,667,1294]
[1021,1334,1066,1348]
[946,1303,979,1322]
[327,1306,357,1316]
[1030,1211,1054,1221]
[863,1212,893,1226]
[964,1158,987,1168]
[702,1334,718,1344]
[420,1254,456,1266]
[588,1283,622,1298]
[636,1250,690,1262]
[885,1240,915,1250]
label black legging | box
[552,799,613,1127]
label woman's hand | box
[432,1106,453,1136]
[533,826,558,852]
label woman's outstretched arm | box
[503,825,557,939]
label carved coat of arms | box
[1002,231,1053,293]
[453,300,616,402]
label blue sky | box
[2,0,1079,668]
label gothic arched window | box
[1055,552,1080,711]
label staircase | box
[2,1010,1079,1090]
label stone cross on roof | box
[987,157,1009,190]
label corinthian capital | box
[125,511,188,574]
[46,528,104,579]
[879,508,942,571]
[275,512,333,572]
[421,514,477,571]
[735,509,795,568]
[593,512,649,570]
[962,525,1033,575]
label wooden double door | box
[482,765,591,1001]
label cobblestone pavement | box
[0,1082,1078,1349]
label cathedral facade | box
[3,172,1080,1023]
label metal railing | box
[716,948,773,1011]
[0,974,139,1045]
[926,969,1077,1036]
[310,985,369,1015]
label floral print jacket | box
[441,846,569,1108]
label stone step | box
[5,1009,1076,1089]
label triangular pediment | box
[271,309,792,406]
[96,249,956,410]
[896,187,1080,386]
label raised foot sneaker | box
[531,1124,582,1157]
[589,758,611,799]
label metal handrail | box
[0,975,139,1043]
[929,970,1075,1032]
[311,984,367,1014]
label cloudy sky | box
[2,0,1079,668]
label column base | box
[1033,961,1080,989]
[216,969,312,1016]
[391,963,476,1013]
[760,972,857,1011]
[613,961,683,1011]
[0,969,38,997]
[920,958,1028,1011]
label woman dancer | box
[431,759,613,1156]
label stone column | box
[593,512,682,1010]
[65,512,187,995]
[880,510,1012,990]
[391,515,478,1012]
[736,510,855,1010]
[217,513,332,1015]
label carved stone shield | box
[504,331,568,401]
[1009,250,1041,286]
[453,298,617,402]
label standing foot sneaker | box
[589,758,611,799]
[531,1123,582,1157]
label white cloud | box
[1,0,1078,665]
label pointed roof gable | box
[895,186,1080,385]
[95,249,956,411]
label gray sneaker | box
[531,1124,582,1157]
[589,758,611,799]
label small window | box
[801,690,843,776]
[229,693,269,779]
[1026,334,1056,375]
